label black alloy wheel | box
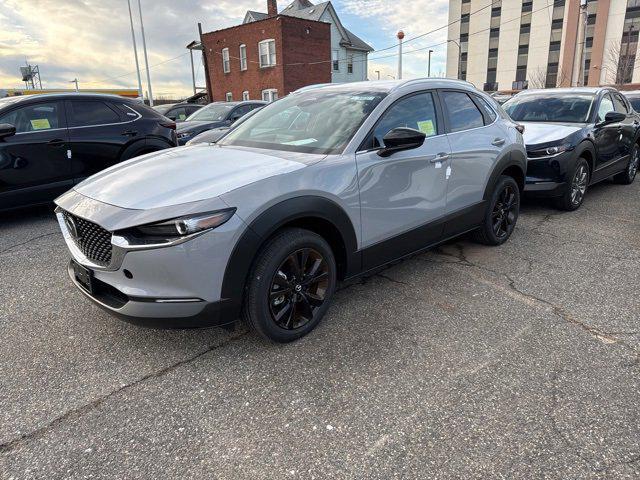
[269,248,330,330]
[492,184,518,240]
[242,228,337,343]
[472,175,520,246]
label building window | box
[226,92,233,102]
[222,48,230,73]
[332,50,339,71]
[239,44,247,71]
[258,39,276,67]
[242,91,250,101]
[262,89,278,102]
[347,55,353,74]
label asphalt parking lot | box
[1,180,639,479]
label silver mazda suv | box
[55,79,526,342]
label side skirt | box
[350,201,486,279]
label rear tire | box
[613,144,639,185]
[555,157,589,211]
[242,228,337,343]
[472,175,520,246]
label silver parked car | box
[55,79,526,342]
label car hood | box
[177,120,225,133]
[73,145,308,210]
[520,122,585,146]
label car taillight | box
[160,121,176,130]
[515,124,525,134]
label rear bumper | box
[67,261,235,329]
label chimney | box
[267,0,278,17]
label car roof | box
[515,87,613,96]
[292,78,480,95]
[208,100,267,107]
[0,92,137,106]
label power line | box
[84,52,190,85]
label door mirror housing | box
[0,123,16,140]
[378,127,427,157]
[603,111,626,124]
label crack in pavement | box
[431,245,639,358]
[0,329,249,455]
[0,232,59,257]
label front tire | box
[472,175,520,246]
[242,228,337,343]
[613,144,639,185]
[555,158,589,211]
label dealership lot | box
[1,180,639,479]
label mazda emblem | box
[65,216,80,239]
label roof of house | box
[243,0,373,52]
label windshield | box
[219,90,386,154]
[187,104,233,122]
[503,94,595,123]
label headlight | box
[114,208,236,249]
[135,209,236,237]
[528,143,573,157]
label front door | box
[0,100,71,210]
[355,91,450,270]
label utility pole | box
[428,49,434,77]
[448,39,461,79]
[70,78,79,92]
[127,0,144,100]
[375,70,380,80]
[137,0,153,106]
[397,31,404,80]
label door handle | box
[47,139,65,147]
[122,130,137,137]
[491,138,506,146]
[428,152,450,163]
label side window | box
[231,105,251,120]
[171,107,188,121]
[441,91,484,132]
[0,102,62,133]
[474,95,497,123]
[68,101,121,127]
[186,106,201,116]
[612,93,628,114]
[597,95,615,122]
[369,92,439,149]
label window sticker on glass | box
[417,120,435,136]
[30,119,51,130]
[179,114,186,120]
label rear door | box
[440,90,508,235]
[0,100,71,209]
[355,90,451,269]
[65,99,136,182]
[611,92,636,165]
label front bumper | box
[67,261,233,329]
[524,150,574,198]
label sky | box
[0,0,450,99]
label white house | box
[243,0,373,83]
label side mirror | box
[604,111,626,124]
[0,123,16,140]
[378,127,426,157]
[229,116,241,124]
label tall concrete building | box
[446,0,640,91]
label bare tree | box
[528,66,548,89]
[606,37,636,87]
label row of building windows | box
[224,89,279,103]
[331,51,354,73]
[544,0,565,87]
[484,1,502,91]
[221,39,277,74]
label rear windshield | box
[503,94,595,123]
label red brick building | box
[201,0,331,102]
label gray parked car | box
[55,79,526,342]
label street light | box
[69,78,79,92]
[137,0,153,106]
[428,49,434,77]
[448,39,461,79]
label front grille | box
[63,212,113,266]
